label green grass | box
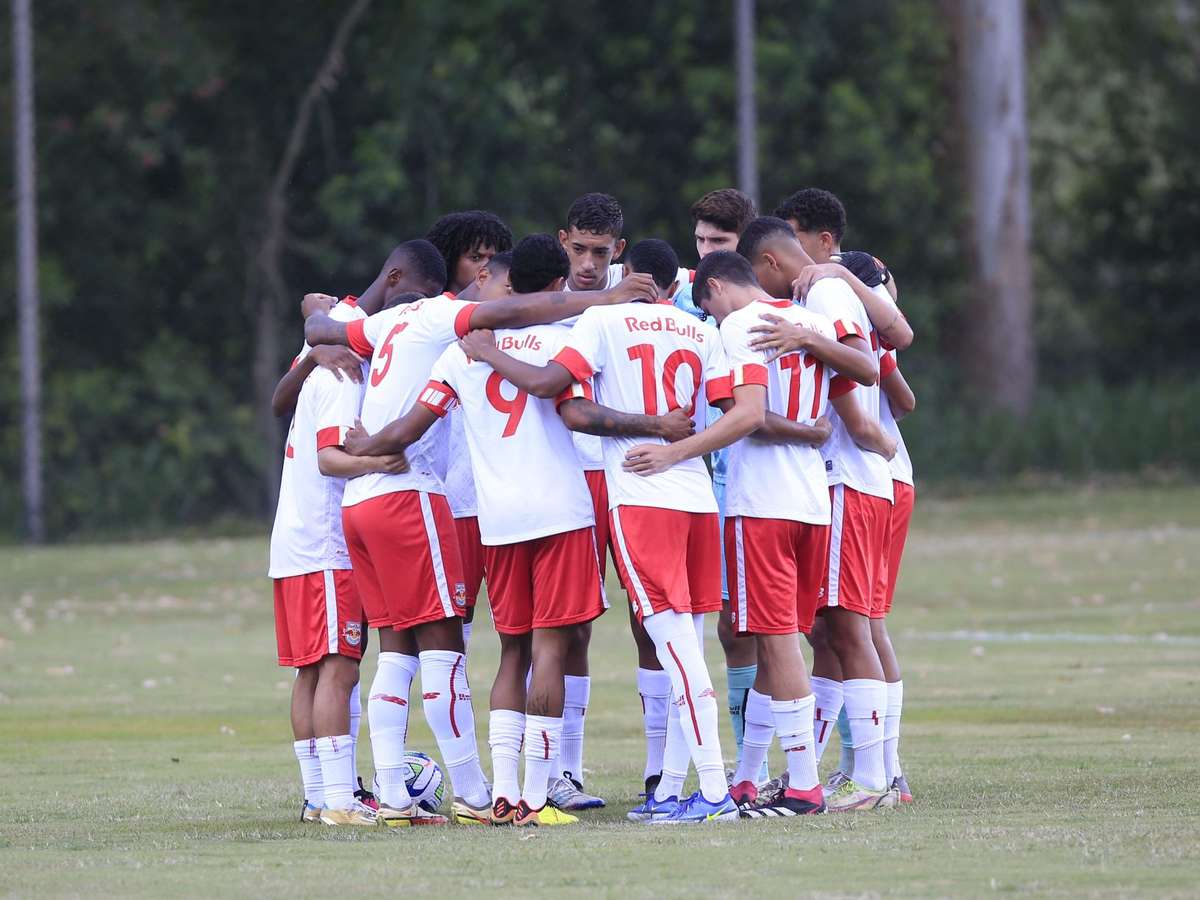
[2,485,1199,898]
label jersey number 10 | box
[627,344,703,415]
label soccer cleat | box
[490,796,519,826]
[377,802,449,827]
[825,778,897,812]
[355,777,379,811]
[729,779,758,807]
[547,775,605,811]
[756,771,789,804]
[514,800,579,827]
[892,774,913,803]
[626,793,681,822]
[452,797,493,826]
[319,801,379,826]
[300,800,322,823]
[648,791,739,824]
[739,786,826,818]
[821,769,851,799]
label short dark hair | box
[773,188,847,242]
[736,216,797,261]
[509,234,570,294]
[690,188,758,235]
[693,250,758,306]
[566,192,624,238]
[384,290,425,311]
[384,239,447,294]
[486,250,513,273]
[425,210,514,289]
[834,250,883,287]
[627,239,679,291]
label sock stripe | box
[665,640,702,746]
[449,655,462,738]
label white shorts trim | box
[827,484,845,608]
[322,569,339,655]
[418,492,455,618]
[611,507,653,617]
[733,517,748,629]
[589,528,610,611]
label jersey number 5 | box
[485,372,528,437]
[370,322,409,387]
[627,344,703,415]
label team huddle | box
[268,187,916,827]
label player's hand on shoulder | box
[310,345,364,383]
[603,272,657,304]
[458,329,496,361]
[301,292,338,319]
[792,263,844,300]
[749,313,812,362]
[657,408,696,443]
[623,442,681,476]
[342,418,371,456]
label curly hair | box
[773,188,847,242]
[565,193,624,237]
[425,210,514,289]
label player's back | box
[343,294,477,507]
[556,302,728,514]
[428,323,593,544]
[721,299,833,524]
[872,285,914,485]
[802,279,893,501]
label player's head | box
[773,188,846,263]
[380,239,448,300]
[383,290,426,311]
[623,239,680,299]
[473,250,514,301]
[692,250,760,323]
[509,234,570,294]
[736,216,814,299]
[426,210,514,293]
[690,188,758,260]
[559,193,625,291]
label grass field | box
[2,484,1199,898]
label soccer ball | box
[404,751,445,812]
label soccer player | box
[269,296,414,827]
[461,240,755,824]
[680,250,876,817]
[671,188,769,782]
[426,209,514,295]
[304,239,659,826]
[737,217,901,810]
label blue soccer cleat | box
[627,792,681,822]
[648,791,739,824]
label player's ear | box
[557,229,569,248]
[549,276,566,292]
[666,279,680,299]
[475,265,491,287]
[613,237,627,259]
[386,266,402,287]
[762,251,780,272]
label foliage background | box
[0,0,1196,538]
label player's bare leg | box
[806,616,846,767]
[547,623,605,809]
[291,666,322,819]
[515,626,579,826]
[718,602,761,778]
[310,654,368,822]
[488,631,532,820]
[630,604,671,795]
[871,616,909,800]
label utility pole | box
[12,0,44,541]
[734,0,758,206]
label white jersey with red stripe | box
[802,278,894,502]
[341,294,479,507]
[269,303,368,578]
[419,323,594,545]
[561,265,625,471]
[552,302,731,514]
[444,408,478,517]
[720,299,837,524]
[874,282,914,485]
[289,296,366,368]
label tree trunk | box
[955,0,1035,415]
[12,0,43,541]
[250,0,373,513]
[734,0,759,207]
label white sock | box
[419,650,489,808]
[315,734,356,810]
[368,652,418,808]
[637,667,671,782]
[884,680,904,784]
[348,681,362,785]
[489,708,525,805]
[462,621,473,655]
[560,675,589,783]
[811,676,844,764]
[844,678,888,792]
[732,689,773,787]
[523,714,563,810]
[773,694,818,792]
[643,610,726,803]
[654,693,691,802]
[294,738,324,807]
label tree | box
[954,0,1035,415]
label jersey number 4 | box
[485,372,528,437]
[779,354,824,421]
[627,344,703,415]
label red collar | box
[761,298,792,309]
[342,295,358,308]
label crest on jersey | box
[453,583,467,607]
[343,621,362,647]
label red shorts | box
[822,484,892,618]
[584,470,611,577]
[726,516,830,635]
[483,527,608,634]
[341,491,467,630]
[454,515,485,608]
[873,480,915,618]
[273,570,364,667]
[610,505,721,620]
